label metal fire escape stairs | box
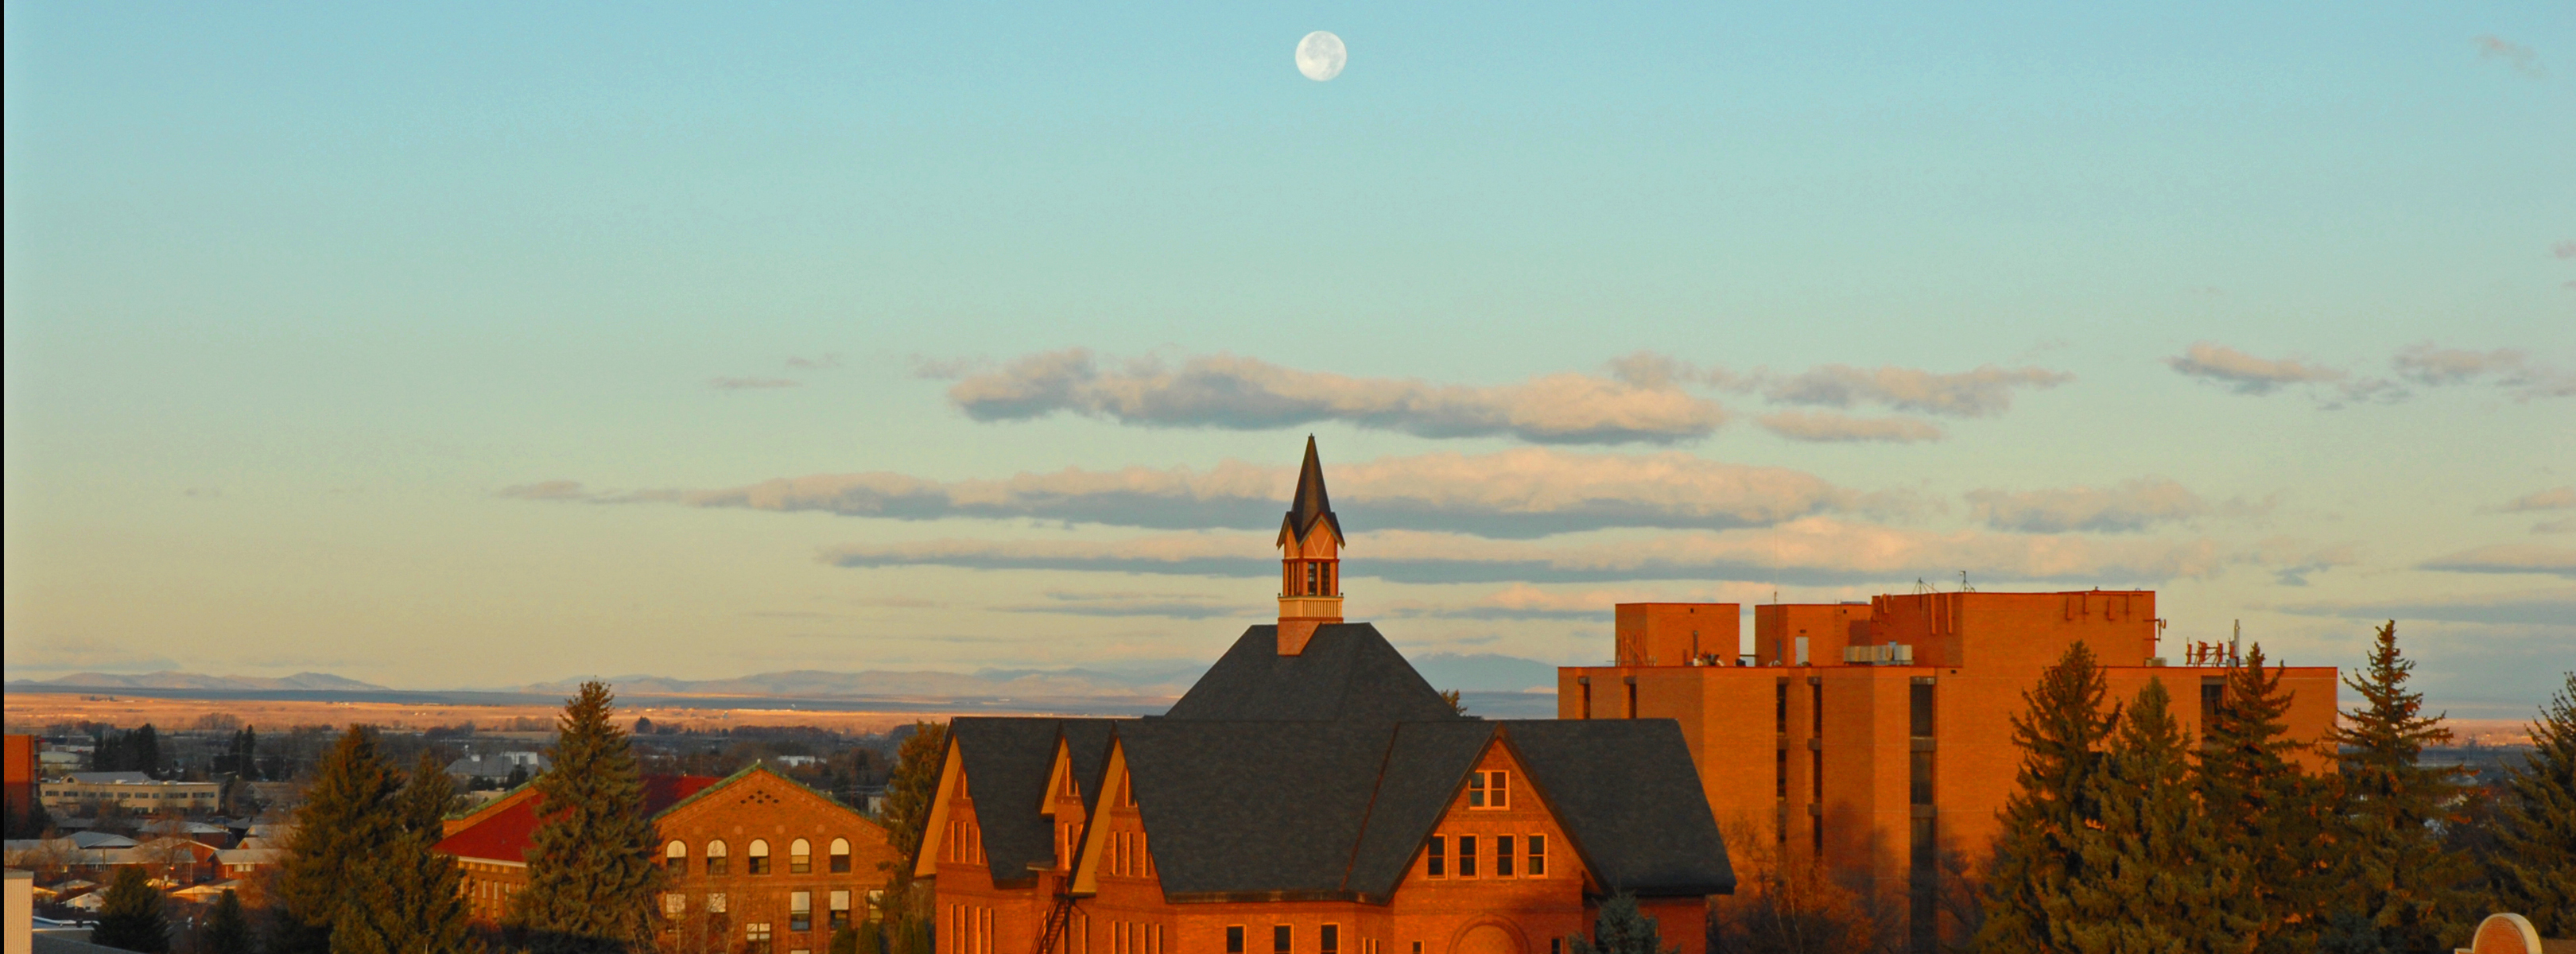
[1030,868,1077,954]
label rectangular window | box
[1322,925,1340,954]
[665,894,685,918]
[747,923,774,954]
[1496,836,1515,877]
[750,855,770,875]
[1811,684,1824,735]
[1775,750,1788,801]
[1811,750,1822,801]
[1775,682,1788,734]
[1909,681,1936,738]
[1458,836,1479,878]
[832,852,852,874]
[1426,836,1445,878]
[1467,770,1508,809]
[1228,926,1246,954]
[1910,817,1938,954]
[791,892,812,933]
[709,855,728,876]
[709,893,727,913]
[1910,751,1934,806]
[1527,835,1546,876]
[1274,925,1292,954]
[1468,771,1484,807]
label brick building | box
[433,766,902,952]
[1560,591,2339,951]
[924,440,1735,954]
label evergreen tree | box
[879,721,950,862]
[332,750,479,954]
[92,865,173,952]
[201,889,254,954]
[2195,643,2334,952]
[275,726,404,954]
[1975,641,2120,953]
[2058,679,2260,952]
[2323,622,2480,952]
[1568,893,1679,954]
[512,681,664,953]
[2488,671,2576,936]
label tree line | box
[1974,623,2574,953]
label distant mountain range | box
[8,670,390,692]
[7,652,1561,700]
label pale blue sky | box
[6,2,2571,712]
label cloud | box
[2272,587,2576,626]
[4,635,184,675]
[2475,34,2545,78]
[2419,544,2576,578]
[2554,241,2576,260]
[2392,343,2574,400]
[2261,541,2362,587]
[786,354,842,370]
[2535,518,2576,535]
[820,519,2233,587]
[947,350,1727,444]
[2164,342,2347,394]
[991,591,1257,619]
[1965,479,2217,533]
[2497,487,2576,512]
[654,448,1863,537]
[711,377,798,390]
[496,480,593,501]
[1378,583,1781,621]
[1752,364,2073,417]
[1756,411,1945,444]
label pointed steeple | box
[1277,435,1345,548]
[1274,436,1344,655]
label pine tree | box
[2058,678,2260,953]
[2323,622,2481,952]
[1569,893,1679,954]
[512,681,665,953]
[1975,641,2120,953]
[333,750,480,954]
[2488,671,2576,936]
[2195,643,2334,952]
[275,726,404,954]
[92,865,173,952]
[201,889,254,954]
[879,721,950,862]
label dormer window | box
[1468,770,1509,809]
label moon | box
[1296,31,1346,81]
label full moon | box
[1296,31,1346,81]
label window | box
[1811,684,1824,735]
[1909,681,1936,738]
[1527,834,1546,876]
[867,890,884,921]
[666,840,688,873]
[747,922,773,954]
[791,891,813,933]
[1228,927,1246,954]
[830,837,852,874]
[1775,750,1788,802]
[748,839,772,874]
[1306,562,1319,595]
[1426,836,1445,878]
[1553,942,1562,954]
[1274,925,1291,954]
[1458,836,1479,878]
[1775,682,1788,734]
[1322,925,1340,954]
[707,840,730,876]
[1466,770,1509,809]
[664,894,685,918]
[830,890,852,930]
[790,839,812,874]
[1496,836,1515,877]
[1910,751,1934,806]
[708,893,728,913]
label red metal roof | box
[433,774,719,863]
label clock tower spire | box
[1275,436,1344,655]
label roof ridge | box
[647,762,766,820]
[1335,722,1410,893]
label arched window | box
[829,838,852,874]
[706,840,729,876]
[747,839,772,874]
[665,840,687,873]
[789,838,813,874]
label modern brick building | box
[436,764,902,952]
[924,440,1735,954]
[1560,591,2339,951]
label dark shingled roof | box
[1164,624,1459,724]
[949,717,1077,886]
[1060,719,1119,817]
[1340,721,1497,896]
[1502,719,1734,896]
[1119,720,1396,901]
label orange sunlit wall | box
[1562,592,2339,954]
